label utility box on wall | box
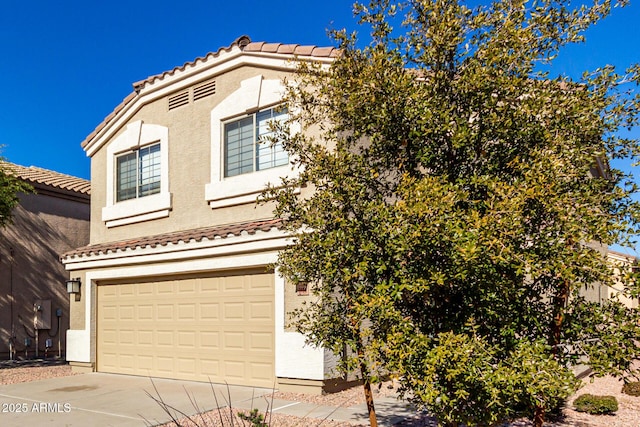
[34,299,51,329]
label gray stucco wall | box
[0,190,90,359]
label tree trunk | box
[543,278,570,427]
[551,279,570,356]
[533,405,545,427]
[355,334,377,427]
[361,371,378,427]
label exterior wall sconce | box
[66,278,81,295]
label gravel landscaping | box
[1,361,640,426]
[0,360,78,386]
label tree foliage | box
[263,0,640,425]
[0,157,32,227]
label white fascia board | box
[84,53,302,157]
[85,251,280,282]
[63,228,291,271]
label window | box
[116,143,161,202]
[224,107,288,177]
[103,121,170,227]
[206,76,300,209]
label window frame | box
[102,121,171,227]
[116,142,162,202]
[223,106,289,178]
[205,76,301,210]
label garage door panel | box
[222,275,246,291]
[120,284,135,296]
[157,282,173,294]
[177,304,196,320]
[250,332,274,351]
[223,360,246,379]
[223,302,245,320]
[199,280,220,293]
[250,302,273,320]
[138,331,153,346]
[98,273,275,387]
[250,362,276,382]
[223,331,245,350]
[177,358,196,375]
[119,329,135,345]
[156,303,174,319]
[177,281,196,293]
[137,305,154,320]
[200,358,220,376]
[178,331,196,348]
[200,331,220,349]
[199,303,220,320]
[157,356,174,374]
[156,330,174,347]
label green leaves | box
[263,0,640,425]
[391,333,578,426]
[0,158,33,228]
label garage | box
[97,271,275,387]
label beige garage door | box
[97,272,275,387]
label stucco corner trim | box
[66,329,91,363]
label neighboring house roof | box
[607,249,638,263]
[4,163,91,198]
[61,218,283,260]
[81,35,338,151]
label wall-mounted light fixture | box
[66,278,81,295]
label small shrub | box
[573,394,618,415]
[622,381,640,397]
[238,408,268,427]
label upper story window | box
[103,121,171,228]
[116,143,161,201]
[224,107,288,177]
[206,76,300,209]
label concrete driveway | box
[0,372,271,426]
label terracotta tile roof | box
[61,218,283,260]
[81,35,338,150]
[4,163,91,195]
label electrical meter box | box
[34,299,51,329]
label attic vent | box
[168,91,189,110]
[194,80,216,101]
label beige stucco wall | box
[70,56,333,385]
[90,65,291,245]
[606,251,638,308]
[0,190,90,359]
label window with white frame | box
[102,121,170,227]
[205,76,300,209]
[224,107,288,177]
[116,143,161,201]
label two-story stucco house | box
[61,36,340,393]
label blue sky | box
[0,0,359,180]
[0,0,638,250]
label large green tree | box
[264,0,640,425]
